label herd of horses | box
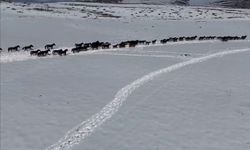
[0,35,247,57]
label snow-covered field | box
[1,1,250,150]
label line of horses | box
[0,35,247,57]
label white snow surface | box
[1,1,250,150]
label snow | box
[74,50,250,150]
[1,1,250,150]
[46,48,250,150]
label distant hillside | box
[212,0,250,9]
[6,0,250,9]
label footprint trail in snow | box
[46,48,250,150]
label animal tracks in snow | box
[46,48,250,150]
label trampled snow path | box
[1,40,250,63]
[46,48,250,150]
[93,52,189,59]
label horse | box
[71,47,87,53]
[101,42,111,49]
[178,37,185,41]
[185,36,197,41]
[30,49,41,56]
[37,50,50,57]
[75,42,84,48]
[84,43,91,48]
[138,40,146,45]
[241,35,247,40]
[58,49,68,56]
[128,42,137,48]
[8,45,20,52]
[113,44,119,48]
[128,40,139,47]
[151,40,157,44]
[118,42,127,48]
[161,39,170,44]
[53,49,68,56]
[22,45,34,51]
[52,49,63,55]
[91,41,102,50]
[199,36,205,40]
[181,54,191,57]
[45,43,56,50]
[172,38,178,42]
[72,47,81,53]
[218,36,229,42]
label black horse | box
[241,35,247,40]
[71,47,88,53]
[113,44,119,48]
[37,50,50,57]
[22,45,34,51]
[30,49,41,56]
[84,43,91,48]
[58,49,68,56]
[181,53,191,57]
[178,37,185,41]
[118,42,127,48]
[101,42,111,49]
[53,49,68,56]
[218,36,229,42]
[185,36,197,41]
[128,42,137,48]
[8,45,20,52]
[45,43,56,50]
[52,49,63,55]
[160,39,168,44]
[75,42,84,48]
[72,47,81,53]
[91,41,103,50]
[151,40,157,44]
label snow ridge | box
[46,48,250,150]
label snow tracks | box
[46,48,250,150]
